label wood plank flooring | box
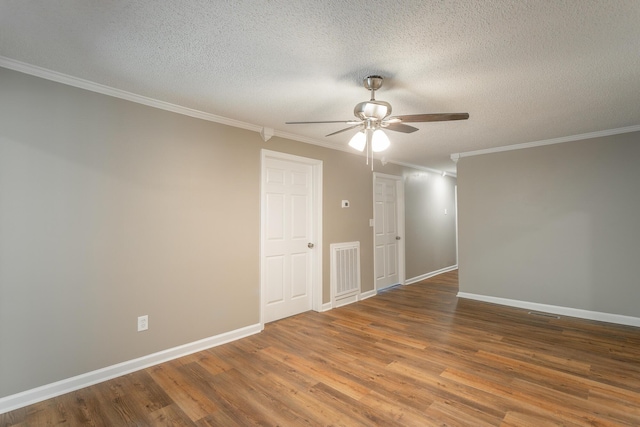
[2,270,640,426]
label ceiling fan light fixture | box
[284,75,468,164]
[371,129,390,152]
[348,131,366,152]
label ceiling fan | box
[286,75,469,165]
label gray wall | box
[0,67,457,398]
[457,131,640,317]
[404,172,457,278]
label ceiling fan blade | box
[390,113,469,123]
[325,124,362,137]
[383,123,419,133]
[286,120,359,124]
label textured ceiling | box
[1,1,639,172]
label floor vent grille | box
[330,241,361,307]
[528,311,561,319]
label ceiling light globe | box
[348,131,366,151]
[371,129,390,152]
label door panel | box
[262,156,315,323]
[291,253,308,298]
[291,195,307,238]
[266,256,284,303]
[374,175,402,290]
[375,246,385,280]
[387,243,398,276]
[266,193,284,240]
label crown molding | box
[0,56,454,176]
[0,56,263,133]
[0,56,353,155]
[274,129,454,176]
[387,160,456,177]
[272,129,349,152]
[451,125,640,161]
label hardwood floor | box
[2,270,640,426]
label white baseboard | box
[320,302,333,312]
[457,292,640,328]
[0,323,262,415]
[334,294,359,308]
[323,289,378,311]
[405,265,458,285]
[359,289,377,300]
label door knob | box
[395,236,401,240]
[308,243,315,248]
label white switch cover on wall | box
[341,200,350,208]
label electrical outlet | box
[137,315,148,332]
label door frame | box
[455,184,459,266]
[372,172,405,290]
[260,149,323,327]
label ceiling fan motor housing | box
[354,100,392,121]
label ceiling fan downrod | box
[354,76,392,122]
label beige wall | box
[457,131,640,317]
[0,67,457,398]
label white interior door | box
[374,174,404,290]
[261,151,321,324]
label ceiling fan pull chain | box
[368,136,373,172]
[365,129,369,166]
[366,128,373,170]
[366,143,369,166]
[371,136,375,171]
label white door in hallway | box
[261,151,321,323]
[374,174,404,290]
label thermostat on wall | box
[341,200,350,208]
